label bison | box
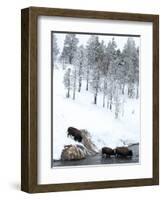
[115,147,133,157]
[67,127,82,142]
[102,147,115,158]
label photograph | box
[21,7,159,193]
[52,31,140,167]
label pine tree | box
[61,34,79,65]
[72,65,77,100]
[88,36,104,104]
[52,34,60,67]
[105,38,117,110]
[134,47,139,98]
[63,65,78,100]
[63,68,71,98]
[97,41,108,107]
[60,50,67,69]
[85,35,99,92]
[114,82,121,119]
[122,38,139,98]
[73,45,85,92]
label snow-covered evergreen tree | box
[73,45,85,92]
[63,65,78,100]
[52,34,60,67]
[63,68,71,98]
[114,83,121,119]
[122,38,139,98]
[134,47,139,98]
[97,41,108,107]
[60,50,67,69]
[105,38,117,110]
[61,34,79,65]
[87,36,105,104]
[85,36,96,91]
[72,65,77,100]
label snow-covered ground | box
[53,65,140,160]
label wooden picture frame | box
[21,7,159,193]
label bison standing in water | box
[102,147,115,158]
[67,127,83,142]
[115,147,133,157]
[101,146,133,158]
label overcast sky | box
[53,32,140,53]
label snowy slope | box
[53,65,140,160]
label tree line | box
[53,33,139,118]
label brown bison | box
[115,147,133,157]
[102,147,115,158]
[67,127,82,142]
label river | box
[52,143,139,167]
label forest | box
[53,33,139,119]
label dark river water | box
[52,144,139,167]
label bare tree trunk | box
[107,98,109,109]
[122,83,125,95]
[73,68,77,100]
[103,94,105,107]
[128,84,134,98]
[67,88,70,98]
[109,94,112,110]
[66,73,71,98]
[94,94,97,104]
[114,86,120,119]
[69,56,72,64]
[128,86,130,96]
[86,81,89,91]
[107,97,112,110]
[73,80,76,100]
[136,84,139,99]
[78,76,82,92]
[73,84,76,100]
[78,62,83,92]
[115,110,118,119]
[128,87,132,98]
[109,101,112,110]
[103,79,107,108]
[94,71,100,105]
[86,67,89,91]
[73,90,75,99]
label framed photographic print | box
[21,7,159,193]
